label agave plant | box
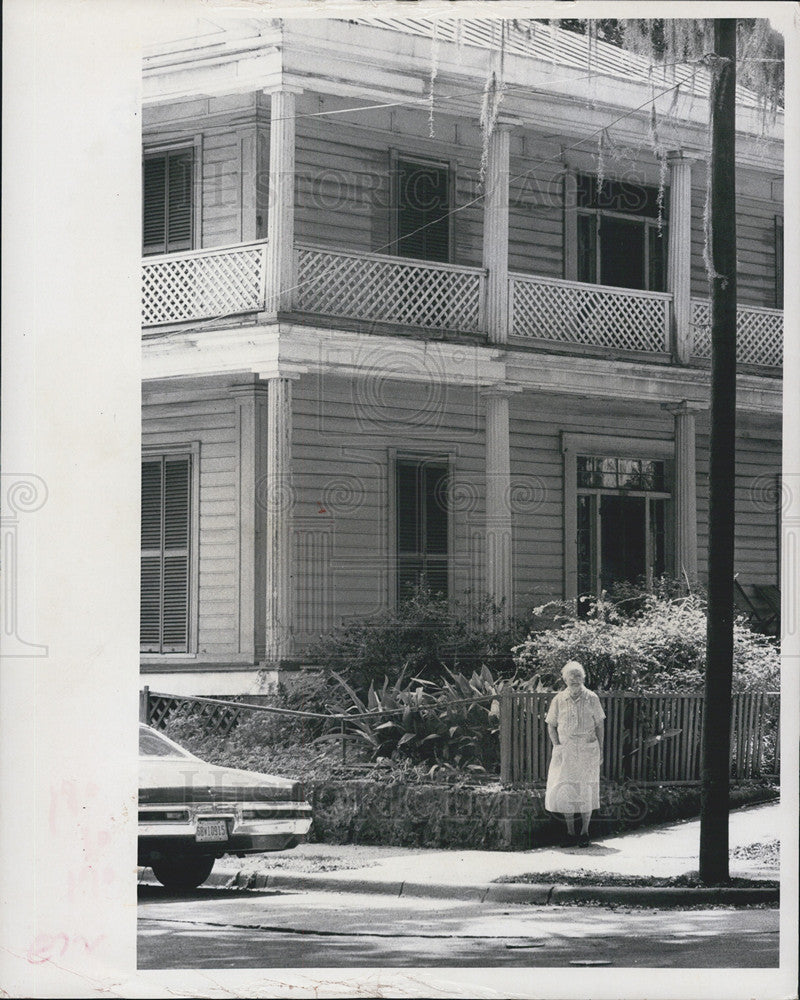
[327,663,544,770]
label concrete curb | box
[139,867,778,906]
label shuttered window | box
[141,455,191,653]
[396,159,451,262]
[143,149,194,255]
[396,459,448,601]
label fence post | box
[499,689,513,784]
[139,686,150,724]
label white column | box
[482,125,511,343]
[264,88,298,315]
[667,152,693,363]
[265,377,295,662]
[664,401,702,586]
[484,389,513,620]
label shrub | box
[306,583,529,695]
[513,588,780,693]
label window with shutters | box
[141,454,193,653]
[143,148,195,255]
[395,157,452,263]
[395,458,449,602]
[575,175,667,291]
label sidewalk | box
[142,800,782,906]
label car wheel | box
[150,855,216,890]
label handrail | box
[296,242,487,277]
[142,239,268,265]
[510,271,673,302]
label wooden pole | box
[700,18,737,885]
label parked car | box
[138,723,313,889]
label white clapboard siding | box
[690,187,780,308]
[695,421,781,586]
[142,389,240,658]
[292,374,486,633]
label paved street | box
[137,884,778,969]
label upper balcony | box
[142,240,784,373]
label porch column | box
[483,388,513,620]
[264,87,299,315]
[482,124,511,343]
[664,400,703,586]
[667,152,693,363]
[265,376,295,662]
[231,383,269,661]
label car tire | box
[151,854,216,890]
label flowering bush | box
[513,590,780,693]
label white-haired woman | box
[545,661,605,846]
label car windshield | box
[139,727,192,758]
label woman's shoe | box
[562,830,577,847]
[578,832,591,847]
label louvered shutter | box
[397,160,450,263]
[140,456,191,653]
[140,461,163,650]
[167,151,193,252]
[143,158,167,255]
[143,150,193,256]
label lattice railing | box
[296,245,486,333]
[143,690,243,735]
[691,299,783,368]
[142,242,268,327]
[510,273,671,353]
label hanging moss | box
[428,20,439,139]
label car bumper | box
[138,807,313,862]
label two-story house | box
[140,16,784,695]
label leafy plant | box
[306,583,529,695]
[325,664,544,771]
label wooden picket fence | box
[499,691,780,785]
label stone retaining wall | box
[303,779,778,850]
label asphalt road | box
[137,884,779,969]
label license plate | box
[195,818,228,843]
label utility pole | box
[699,18,737,885]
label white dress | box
[544,687,605,813]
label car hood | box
[139,757,306,804]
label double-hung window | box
[576,175,667,291]
[395,458,449,601]
[143,148,194,255]
[395,157,451,262]
[141,454,192,653]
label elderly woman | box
[545,661,605,847]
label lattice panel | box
[691,299,783,367]
[296,248,484,333]
[146,694,242,734]
[510,275,669,353]
[142,245,266,326]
